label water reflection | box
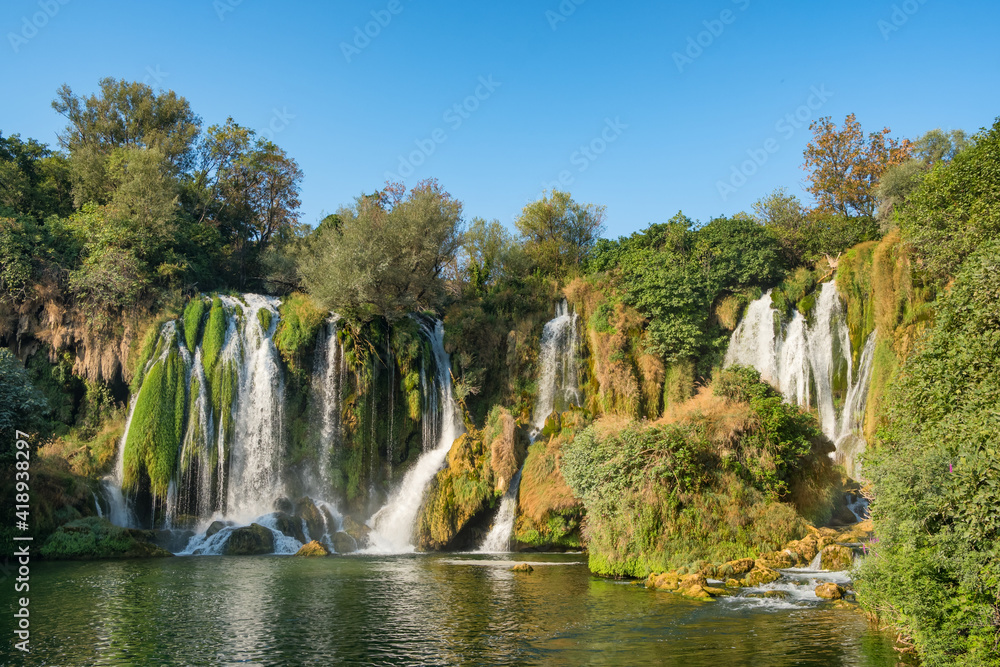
[1,554,903,666]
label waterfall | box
[367,319,461,553]
[311,318,344,493]
[478,468,523,553]
[724,281,877,476]
[478,301,582,553]
[533,300,582,432]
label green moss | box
[274,293,327,372]
[202,297,227,373]
[256,307,272,333]
[122,342,187,498]
[183,297,207,352]
[796,292,816,323]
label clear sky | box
[2,0,998,239]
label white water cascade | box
[532,300,582,433]
[724,281,877,477]
[366,319,462,553]
[310,317,346,494]
[478,300,582,552]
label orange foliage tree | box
[803,113,912,218]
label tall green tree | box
[515,190,605,276]
[299,180,463,321]
[52,78,200,206]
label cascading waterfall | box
[478,300,582,553]
[311,318,345,493]
[533,300,582,433]
[366,319,461,553]
[725,281,877,477]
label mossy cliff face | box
[415,407,526,550]
[513,410,587,551]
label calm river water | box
[1,553,903,666]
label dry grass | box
[518,433,581,523]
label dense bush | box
[857,239,1000,664]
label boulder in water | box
[150,528,194,553]
[341,515,371,549]
[223,524,275,555]
[271,512,307,543]
[717,558,756,577]
[295,540,331,557]
[273,497,294,514]
[819,545,854,571]
[744,567,781,587]
[756,550,795,570]
[747,590,790,600]
[39,517,174,560]
[332,531,358,554]
[511,563,533,573]
[815,582,845,600]
[206,520,229,538]
[295,497,326,541]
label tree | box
[913,128,970,165]
[0,349,49,464]
[803,113,912,218]
[52,78,201,206]
[299,180,463,321]
[752,187,810,265]
[460,217,527,293]
[515,190,605,276]
[0,133,73,219]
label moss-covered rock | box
[294,498,326,542]
[295,540,331,557]
[744,567,781,587]
[815,582,845,600]
[511,562,533,573]
[205,520,228,538]
[819,545,854,571]
[718,558,756,578]
[756,550,795,570]
[40,517,173,560]
[223,524,275,555]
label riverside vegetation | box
[1,78,998,663]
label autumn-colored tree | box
[803,114,912,218]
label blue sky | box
[1,0,998,239]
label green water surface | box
[1,553,901,666]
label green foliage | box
[256,307,272,333]
[40,517,170,559]
[514,190,606,276]
[858,239,1000,664]
[594,213,784,364]
[183,297,206,351]
[299,180,462,322]
[0,348,50,463]
[900,118,1000,285]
